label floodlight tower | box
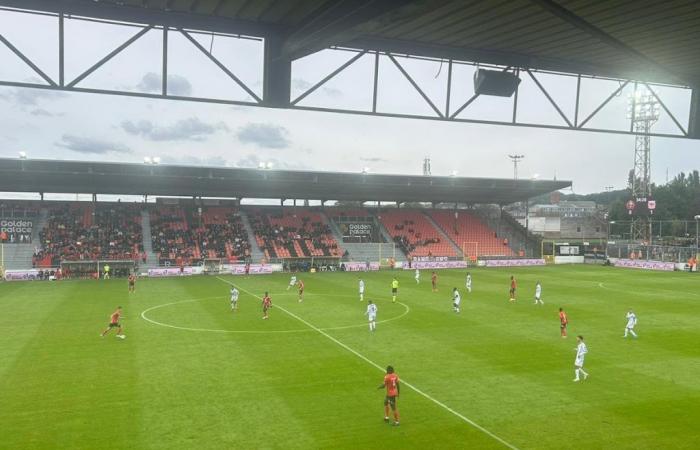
[508,154,524,180]
[423,157,431,176]
[626,84,660,242]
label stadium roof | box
[4,0,699,87]
[0,158,571,204]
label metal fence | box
[606,242,697,263]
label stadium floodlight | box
[258,161,273,170]
[531,173,540,180]
[450,170,458,177]
[18,151,27,159]
[143,156,152,164]
[362,167,370,174]
[152,157,161,165]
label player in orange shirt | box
[101,306,125,339]
[509,275,517,302]
[262,292,272,319]
[431,271,438,292]
[377,365,400,426]
[559,307,568,338]
[297,279,305,303]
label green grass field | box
[1,265,699,449]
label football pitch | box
[1,265,698,449]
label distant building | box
[513,200,606,240]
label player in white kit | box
[415,268,420,284]
[573,335,589,382]
[452,287,461,313]
[287,274,297,290]
[623,310,638,338]
[230,287,239,311]
[365,300,377,332]
[465,272,472,293]
[359,278,365,302]
[534,281,543,305]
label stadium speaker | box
[473,69,521,97]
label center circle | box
[141,295,410,334]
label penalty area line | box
[215,276,519,450]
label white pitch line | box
[215,276,519,450]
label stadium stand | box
[35,203,143,267]
[377,210,457,257]
[248,208,343,259]
[428,210,514,259]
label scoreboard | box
[626,197,656,216]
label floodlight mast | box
[508,154,524,180]
[626,84,660,242]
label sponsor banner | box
[341,223,373,236]
[0,218,33,233]
[405,261,468,270]
[4,269,41,281]
[227,264,273,275]
[148,267,195,277]
[482,259,546,268]
[412,256,449,262]
[613,259,674,271]
[342,262,380,272]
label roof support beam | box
[282,0,449,60]
[528,0,690,86]
[689,89,700,140]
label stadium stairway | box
[140,210,159,269]
[323,211,406,263]
[422,212,464,258]
[238,210,265,263]
[2,208,49,270]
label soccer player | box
[559,307,568,338]
[365,300,377,332]
[378,365,400,426]
[534,281,543,305]
[287,274,297,290]
[359,278,365,302]
[414,268,420,284]
[391,277,399,303]
[624,310,638,338]
[262,292,272,319]
[101,306,125,339]
[509,275,517,302]
[297,279,305,302]
[431,271,438,292]
[230,286,239,312]
[466,272,472,293]
[573,335,589,382]
[103,263,110,280]
[128,273,136,293]
[452,287,461,313]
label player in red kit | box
[262,292,272,319]
[101,306,125,339]
[559,307,568,338]
[509,275,517,302]
[297,279,305,303]
[431,271,438,292]
[377,365,400,426]
[128,273,136,293]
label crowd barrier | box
[480,259,546,267]
[612,259,675,271]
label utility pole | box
[508,154,524,180]
[422,157,431,176]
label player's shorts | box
[129,281,135,286]
[626,325,635,330]
[384,395,397,408]
[575,358,584,367]
[109,322,120,328]
[368,315,376,322]
[453,302,460,308]
[535,294,541,300]
[561,323,567,329]
[359,290,365,294]
[510,288,516,295]
[392,288,397,294]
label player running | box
[297,279,305,302]
[287,274,297,290]
[414,268,420,284]
[365,300,377,332]
[465,272,472,293]
[391,277,398,303]
[378,365,400,426]
[452,287,461,313]
[573,335,589,382]
[359,278,365,302]
[534,281,543,305]
[101,306,125,339]
[559,307,568,338]
[509,275,517,302]
[230,286,239,311]
[128,273,136,293]
[431,271,438,292]
[623,310,638,338]
[262,292,272,319]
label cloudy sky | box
[0,8,698,197]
